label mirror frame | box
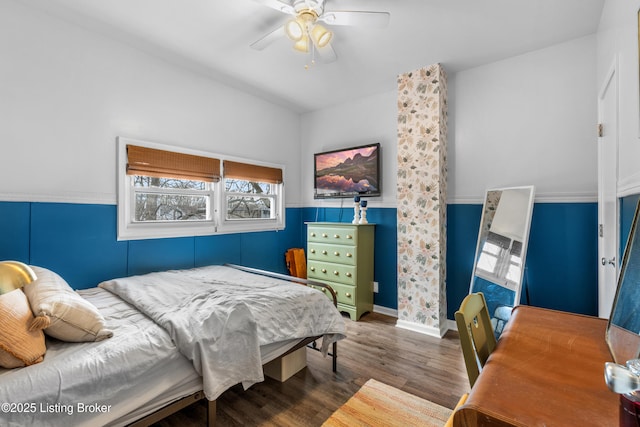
[607,199,640,364]
[469,185,535,324]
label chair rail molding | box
[618,172,640,198]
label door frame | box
[597,58,619,318]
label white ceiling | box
[22,0,605,113]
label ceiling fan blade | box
[250,25,286,50]
[320,10,390,27]
[316,42,337,64]
[252,0,295,15]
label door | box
[597,62,618,318]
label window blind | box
[126,145,221,182]
[223,160,283,184]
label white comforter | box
[0,288,199,427]
[98,265,346,400]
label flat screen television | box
[314,142,381,199]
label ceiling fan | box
[250,0,390,65]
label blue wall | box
[621,195,640,257]
[0,201,302,289]
[0,200,599,318]
[447,202,598,317]
[301,207,398,309]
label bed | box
[0,264,346,427]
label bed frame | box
[125,264,340,427]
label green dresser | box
[305,222,375,321]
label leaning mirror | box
[607,199,640,365]
[469,185,535,338]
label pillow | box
[0,289,46,368]
[23,266,113,342]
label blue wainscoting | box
[447,202,598,317]
[525,203,598,315]
[0,201,302,289]
[446,204,483,320]
[0,200,599,318]
[621,194,640,258]
[0,202,30,262]
[301,206,398,310]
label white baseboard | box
[373,305,398,317]
[396,319,447,338]
[372,307,457,337]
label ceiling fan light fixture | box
[284,18,305,41]
[310,24,332,48]
[293,36,309,53]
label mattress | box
[0,284,315,427]
[0,287,201,427]
[99,264,347,400]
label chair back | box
[285,248,307,279]
[455,292,497,387]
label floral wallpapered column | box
[396,63,448,337]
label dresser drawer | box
[331,282,356,306]
[308,242,357,266]
[308,283,333,300]
[307,260,356,286]
[308,282,356,307]
[308,226,357,245]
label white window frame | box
[221,176,284,234]
[117,137,285,240]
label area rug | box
[322,379,452,426]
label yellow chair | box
[455,292,497,388]
[444,393,468,427]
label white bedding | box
[0,287,200,427]
[99,265,347,400]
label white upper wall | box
[0,0,301,205]
[302,36,598,205]
[2,0,602,209]
[597,0,640,196]
[450,35,598,203]
[300,90,398,208]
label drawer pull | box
[322,250,327,255]
[310,249,316,254]
[346,272,352,278]
[334,234,340,238]
[345,292,352,298]
[346,253,353,258]
[321,288,326,292]
[322,233,328,238]
[311,232,316,237]
[346,234,353,239]
[333,271,339,276]
[321,268,327,273]
[334,251,339,256]
[310,267,316,272]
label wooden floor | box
[155,312,470,427]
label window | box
[117,138,285,240]
[132,176,211,222]
[225,179,275,219]
[221,160,284,233]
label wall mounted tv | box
[314,142,381,199]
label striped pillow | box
[23,266,113,342]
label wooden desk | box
[453,305,618,427]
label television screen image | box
[314,143,380,199]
